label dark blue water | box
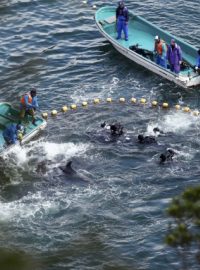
[0,0,200,269]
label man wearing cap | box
[195,49,200,74]
[167,39,182,74]
[116,1,129,41]
[3,123,24,145]
[20,88,39,125]
[154,35,167,68]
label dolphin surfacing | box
[59,161,90,183]
[59,161,76,175]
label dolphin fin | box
[66,161,73,169]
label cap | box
[154,35,159,40]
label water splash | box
[147,111,198,135]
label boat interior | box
[0,103,44,148]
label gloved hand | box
[17,133,23,142]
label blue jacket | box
[23,95,39,109]
[116,6,129,22]
[196,55,200,68]
[3,124,18,144]
[32,96,39,109]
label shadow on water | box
[0,229,139,270]
[0,248,37,270]
[41,229,139,270]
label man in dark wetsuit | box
[138,134,156,144]
[110,123,124,136]
[160,149,175,164]
[101,122,124,136]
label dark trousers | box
[20,107,35,121]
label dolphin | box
[59,161,76,175]
[59,161,90,183]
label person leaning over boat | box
[166,39,182,74]
[3,123,24,145]
[20,88,38,125]
[154,35,167,68]
[195,49,200,74]
[116,1,129,41]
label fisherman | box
[160,149,175,164]
[138,134,156,144]
[101,121,124,136]
[167,39,182,74]
[20,88,38,125]
[153,127,161,133]
[110,123,124,136]
[153,127,165,136]
[116,1,129,41]
[154,35,167,68]
[195,49,200,74]
[3,123,24,145]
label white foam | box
[147,111,197,135]
[173,148,194,160]
[0,190,71,222]
[3,141,91,167]
[111,77,119,85]
[161,112,195,133]
[42,142,90,160]
[3,144,28,165]
[70,76,121,101]
[0,183,99,223]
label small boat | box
[0,102,47,154]
[95,6,200,88]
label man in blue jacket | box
[20,88,39,125]
[3,123,24,145]
[116,1,129,41]
[195,49,200,74]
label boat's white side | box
[22,121,47,143]
[96,21,200,88]
[1,120,47,155]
